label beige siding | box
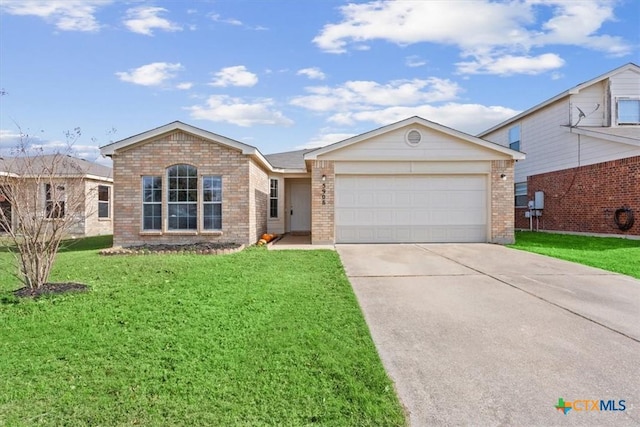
[485,95,640,182]
[319,124,510,161]
[334,161,491,174]
[249,159,269,243]
[570,81,606,127]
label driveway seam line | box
[416,245,640,345]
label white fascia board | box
[479,63,640,137]
[100,121,275,172]
[304,116,525,160]
[101,121,259,157]
[567,126,640,147]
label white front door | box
[290,181,311,231]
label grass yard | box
[510,231,640,279]
[0,237,406,426]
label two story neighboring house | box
[479,63,640,237]
[0,155,113,237]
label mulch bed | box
[13,283,89,298]
[100,242,244,255]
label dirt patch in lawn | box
[14,283,89,299]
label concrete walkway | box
[268,233,335,250]
[337,244,640,426]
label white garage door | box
[335,175,487,243]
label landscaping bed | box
[100,241,243,255]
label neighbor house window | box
[142,176,162,230]
[269,179,278,218]
[509,125,521,151]
[515,182,527,207]
[202,176,222,230]
[0,186,11,232]
[45,183,65,219]
[617,99,640,125]
[167,164,198,230]
[98,185,110,218]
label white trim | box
[479,63,640,137]
[565,126,640,147]
[100,121,275,172]
[305,116,525,160]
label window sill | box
[200,230,223,236]
[98,217,111,221]
[140,231,162,236]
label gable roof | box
[478,62,640,137]
[304,116,525,160]
[0,155,112,180]
[100,121,274,172]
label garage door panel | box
[335,175,487,243]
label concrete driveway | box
[337,244,640,426]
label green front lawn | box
[510,231,640,279]
[0,238,405,426]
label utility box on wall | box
[534,191,544,210]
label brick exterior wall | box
[524,156,639,236]
[310,160,335,244]
[112,130,268,247]
[83,180,113,236]
[491,160,516,244]
[249,160,269,243]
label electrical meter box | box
[534,191,544,210]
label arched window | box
[167,164,197,230]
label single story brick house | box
[100,116,524,247]
[0,155,113,237]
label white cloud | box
[210,13,243,26]
[116,62,183,86]
[313,0,632,74]
[405,55,427,68]
[209,66,258,87]
[328,103,520,135]
[290,78,462,112]
[187,95,293,127]
[123,6,182,36]
[1,0,112,32]
[456,53,566,76]
[297,67,327,80]
[176,82,193,90]
[297,132,357,149]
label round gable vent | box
[405,129,422,146]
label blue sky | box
[1,0,638,165]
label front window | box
[202,176,222,230]
[515,182,527,207]
[45,183,65,219]
[617,99,640,125]
[142,176,162,230]
[269,179,278,218]
[509,125,521,151]
[98,185,110,218]
[167,164,198,230]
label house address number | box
[321,182,326,205]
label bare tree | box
[0,128,96,290]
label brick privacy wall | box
[527,156,639,236]
[83,180,113,236]
[311,160,335,244]
[491,160,516,244]
[249,160,269,243]
[112,130,262,247]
